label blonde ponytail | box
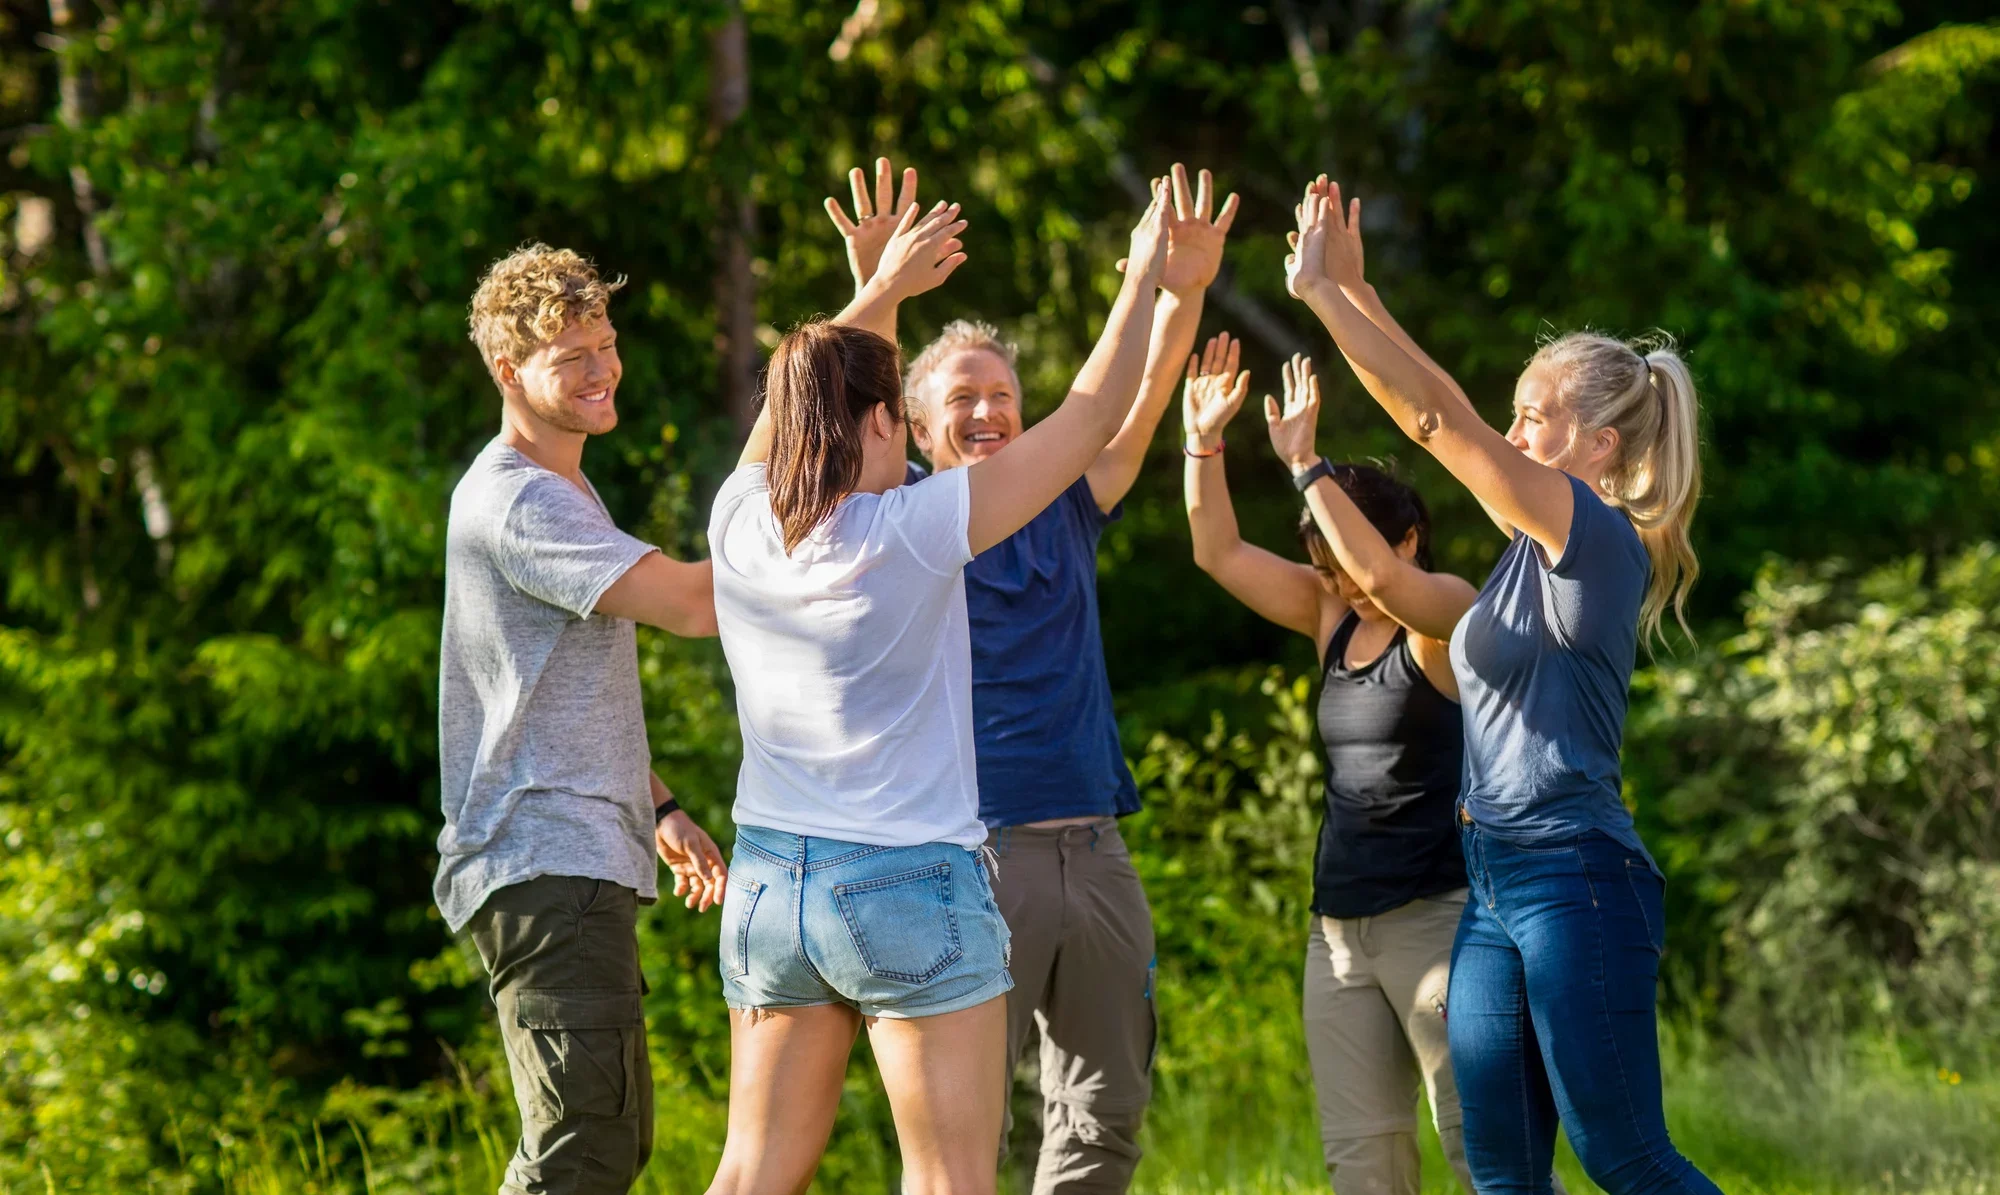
[1528,331,1703,648]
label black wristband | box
[1291,456,1337,492]
[653,798,681,824]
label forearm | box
[1062,274,1162,445]
[1299,471,1410,594]
[834,275,901,343]
[649,771,675,808]
[1299,279,1464,446]
[1088,289,1204,506]
[1342,282,1474,414]
[1184,450,1244,571]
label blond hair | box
[467,243,624,377]
[1528,331,1702,648]
[902,319,1019,403]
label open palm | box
[1182,331,1249,447]
[1264,353,1322,470]
[824,156,919,287]
[1160,163,1240,296]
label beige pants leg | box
[1302,889,1472,1195]
[990,821,1156,1195]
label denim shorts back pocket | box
[510,988,645,1123]
[834,861,963,984]
[719,873,765,981]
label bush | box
[1633,544,2000,1059]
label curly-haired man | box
[439,243,724,1194]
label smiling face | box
[505,317,622,437]
[910,348,1025,469]
[1507,365,1619,484]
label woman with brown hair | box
[1182,339,1487,1194]
[700,184,1170,1195]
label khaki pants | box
[1303,889,1472,1195]
[468,875,654,1195]
[989,819,1156,1195]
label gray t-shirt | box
[434,439,660,931]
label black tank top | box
[1311,611,1468,918]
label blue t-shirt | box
[906,462,1138,826]
[1449,474,1655,863]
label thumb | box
[1115,258,1129,273]
[1264,395,1281,423]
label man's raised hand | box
[1118,163,1240,296]
[824,156,919,288]
[1265,353,1323,472]
[1182,331,1249,453]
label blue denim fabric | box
[1449,820,1722,1195]
[719,824,1013,1020]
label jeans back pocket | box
[721,874,765,981]
[834,861,963,984]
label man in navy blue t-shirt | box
[825,156,1236,1192]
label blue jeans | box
[1449,820,1721,1195]
[719,824,1013,1020]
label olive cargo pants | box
[469,875,653,1195]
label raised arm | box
[1287,182,1575,562]
[964,182,1169,555]
[1086,163,1240,512]
[1265,355,1476,642]
[1182,333,1329,642]
[1289,180,1512,537]
[740,194,967,467]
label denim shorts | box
[719,824,1013,1020]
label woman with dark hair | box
[1182,339,1487,1194]
[701,185,1170,1195]
[1285,178,1718,1194]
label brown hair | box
[1527,331,1702,647]
[467,243,623,377]
[1294,461,1433,578]
[765,321,905,553]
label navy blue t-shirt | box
[1449,474,1656,865]
[906,462,1138,826]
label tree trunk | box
[709,2,759,435]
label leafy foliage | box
[1,0,1997,1188]
[1634,544,2000,1058]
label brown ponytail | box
[765,321,905,553]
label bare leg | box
[706,1004,862,1195]
[867,994,1009,1195]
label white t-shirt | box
[708,463,985,848]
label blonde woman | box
[1284,179,1718,1194]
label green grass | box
[10,1035,1995,1194]
[1126,1036,1999,1195]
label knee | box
[1571,1136,1706,1195]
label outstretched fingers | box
[850,166,874,219]
[1213,190,1241,234]
[824,195,858,237]
[1171,162,1194,221]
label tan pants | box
[988,819,1156,1195]
[1303,889,1472,1195]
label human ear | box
[1397,527,1421,561]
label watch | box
[1290,457,1337,493]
